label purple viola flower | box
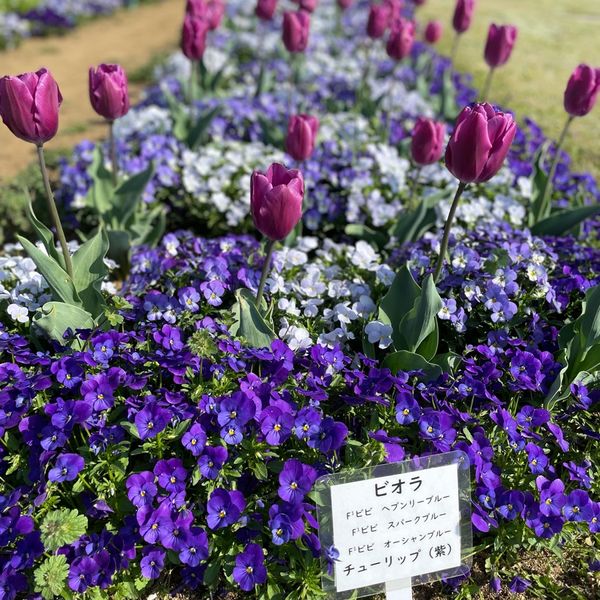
[201,280,226,307]
[81,374,116,411]
[509,350,543,391]
[516,405,551,429]
[46,399,92,429]
[395,392,421,425]
[0,508,34,546]
[206,488,246,529]
[154,458,188,494]
[68,556,98,592]
[134,403,171,440]
[490,576,502,592]
[308,417,348,453]
[589,503,600,533]
[178,286,201,312]
[294,406,321,440]
[140,547,165,579]
[278,459,317,504]
[547,422,570,452]
[198,445,228,479]
[269,512,293,545]
[137,503,172,544]
[508,576,531,593]
[48,453,85,483]
[538,477,567,517]
[496,490,524,521]
[217,393,256,427]
[418,411,456,451]
[324,545,340,576]
[260,406,294,445]
[525,443,548,475]
[51,357,83,389]
[153,324,184,352]
[126,471,157,508]
[182,423,207,456]
[368,429,406,463]
[232,543,267,592]
[179,527,209,566]
[563,460,592,489]
[563,490,593,522]
[161,510,192,551]
[93,336,115,364]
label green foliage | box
[34,555,69,600]
[230,288,276,348]
[40,509,88,552]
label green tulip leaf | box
[32,302,95,346]
[26,201,63,267]
[530,204,600,236]
[186,105,221,150]
[230,288,276,349]
[383,351,443,381]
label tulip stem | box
[481,68,495,102]
[433,181,467,283]
[189,59,197,110]
[409,165,423,209]
[449,33,460,67]
[36,144,74,280]
[256,239,276,310]
[108,121,118,188]
[540,115,574,218]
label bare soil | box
[0,0,184,182]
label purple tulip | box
[337,0,353,9]
[187,0,224,30]
[282,10,310,53]
[89,64,130,121]
[564,64,600,117]
[286,114,319,162]
[0,68,62,145]
[386,18,415,62]
[181,14,209,61]
[366,4,389,39]
[411,118,446,166]
[424,20,442,44]
[384,0,403,21]
[250,163,304,241]
[452,0,475,34]
[484,24,517,68]
[256,0,277,20]
[445,103,516,183]
[295,0,318,12]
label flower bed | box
[0,0,599,598]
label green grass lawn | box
[417,0,600,179]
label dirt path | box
[0,0,184,182]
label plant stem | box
[256,239,276,309]
[409,165,423,209]
[108,121,118,187]
[189,59,197,111]
[433,181,467,283]
[36,144,74,279]
[481,67,494,102]
[540,115,574,217]
[449,33,460,66]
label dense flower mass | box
[0,1,599,599]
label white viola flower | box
[375,264,395,287]
[365,321,393,349]
[332,303,359,325]
[282,326,312,351]
[354,294,376,317]
[278,298,301,317]
[7,303,29,324]
[302,298,323,318]
[351,240,380,270]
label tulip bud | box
[88,64,130,121]
[337,0,353,9]
[187,0,224,30]
[181,14,209,61]
[186,0,207,17]
[366,4,390,39]
[0,68,62,145]
[452,0,475,34]
[413,0,426,5]
[424,20,442,44]
[445,103,516,183]
[564,64,600,117]
[251,163,304,241]
[411,118,446,166]
[256,0,277,20]
[386,19,415,62]
[286,114,319,161]
[484,24,517,68]
[282,10,310,53]
[295,0,318,12]
[384,0,403,21]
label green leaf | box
[259,115,285,149]
[390,200,427,245]
[230,288,276,348]
[17,235,81,307]
[383,351,442,381]
[440,67,459,121]
[163,86,190,142]
[344,224,387,250]
[106,229,132,271]
[528,141,551,227]
[71,227,109,317]
[415,322,439,361]
[530,204,600,236]
[40,509,88,552]
[186,105,221,150]
[33,302,95,345]
[85,146,115,216]
[111,162,154,226]
[26,200,63,267]
[399,274,443,354]
[34,554,69,600]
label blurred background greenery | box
[418,0,600,178]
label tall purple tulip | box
[0,68,73,278]
[256,0,277,20]
[386,18,415,62]
[481,24,518,100]
[434,103,516,281]
[296,0,318,12]
[366,4,389,39]
[424,20,442,45]
[452,0,475,34]
[411,118,446,166]
[282,10,310,53]
[564,64,600,117]
[187,0,224,30]
[251,163,304,306]
[181,14,209,61]
[0,68,61,145]
[286,114,319,162]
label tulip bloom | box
[411,118,445,166]
[434,103,516,281]
[296,0,318,12]
[282,10,310,53]
[481,24,517,100]
[424,20,442,45]
[251,163,304,306]
[337,0,352,9]
[450,0,475,63]
[366,4,389,40]
[256,0,277,20]
[386,18,415,62]
[181,14,209,61]
[0,68,73,278]
[187,0,224,30]
[89,64,130,121]
[286,114,319,162]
